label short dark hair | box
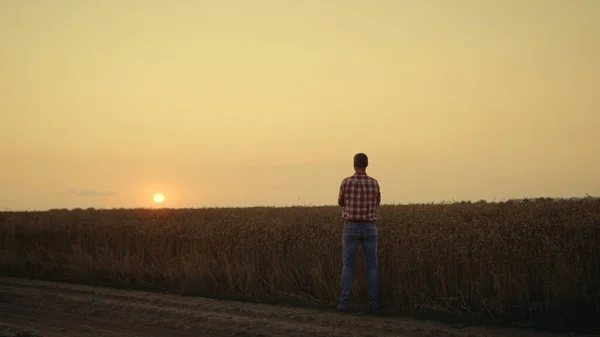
[354,153,368,169]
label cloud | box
[69,189,119,197]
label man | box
[337,153,383,312]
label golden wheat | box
[1,199,599,332]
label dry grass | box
[1,199,599,333]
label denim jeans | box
[339,222,381,308]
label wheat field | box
[1,199,599,332]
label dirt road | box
[0,276,586,337]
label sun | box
[153,193,165,203]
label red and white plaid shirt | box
[338,172,381,221]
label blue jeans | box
[339,222,381,308]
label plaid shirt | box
[338,172,381,221]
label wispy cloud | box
[69,189,119,197]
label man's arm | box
[376,181,381,206]
[338,182,345,207]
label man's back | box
[338,172,381,221]
[337,153,383,312]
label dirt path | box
[0,276,589,337]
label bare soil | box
[0,277,592,337]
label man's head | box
[353,153,369,171]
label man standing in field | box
[337,153,383,312]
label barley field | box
[1,199,599,333]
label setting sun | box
[153,193,165,203]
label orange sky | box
[1,0,599,210]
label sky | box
[1,0,599,210]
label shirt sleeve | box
[376,181,381,206]
[338,181,345,206]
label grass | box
[1,198,599,333]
